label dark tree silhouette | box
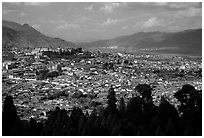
[126,96,143,115]
[174,84,201,114]
[2,84,202,136]
[105,86,118,115]
[119,97,126,117]
[174,84,202,135]
[2,95,22,135]
[157,96,179,133]
[165,119,176,136]
[135,84,152,103]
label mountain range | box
[80,29,202,56]
[2,20,76,49]
[2,20,202,56]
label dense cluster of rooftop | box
[2,47,202,121]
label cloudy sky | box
[2,2,202,42]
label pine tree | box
[126,96,143,115]
[111,124,120,136]
[119,97,126,117]
[109,114,118,132]
[52,109,68,135]
[41,107,60,135]
[164,119,176,136]
[105,86,118,115]
[150,116,159,134]
[82,111,97,135]
[135,84,152,102]
[92,116,102,135]
[136,125,147,136]
[10,119,23,136]
[174,84,199,114]
[123,122,133,136]
[78,115,86,135]
[184,119,194,136]
[2,95,21,136]
[100,117,108,135]
[28,118,37,135]
[156,127,164,136]
[158,97,178,132]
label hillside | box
[2,20,202,56]
[2,20,76,49]
[80,29,202,56]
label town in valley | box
[2,46,202,121]
[2,2,202,136]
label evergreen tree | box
[2,83,202,136]
[184,119,195,136]
[119,97,126,117]
[126,96,143,115]
[99,117,108,135]
[150,116,160,135]
[123,122,133,136]
[135,84,152,103]
[82,111,97,135]
[28,118,37,135]
[105,86,118,115]
[164,119,176,136]
[174,84,201,114]
[78,115,86,135]
[136,125,147,136]
[111,124,120,136]
[158,97,179,132]
[156,127,164,136]
[2,95,22,136]
[41,107,61,135]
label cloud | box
[167,2,201,9]
[142,2,201,9]
[100,18,118,26]
[122,25,128,30]
[5,2,22,5]
[5,2,50,7]
[55,23,80,30]
[142,2,168,6]
[73,17,90,23]
[2,5,15,15]
[19,12,27,17]
[2,8,14,15]
[48,19,67,24]
[176,7,202,17]
[154,2,168,6]
[143,17,162,28]
[85,4,94,12]
[67,7,72,11]
[24,2,51,7]
[58,14,63,17]
[99,3,120,13]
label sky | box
[2,2,202,42]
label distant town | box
[2,46,202,121]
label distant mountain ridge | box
[2,20,202,56]
[80,29,202,56]
[2,20,76,49]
